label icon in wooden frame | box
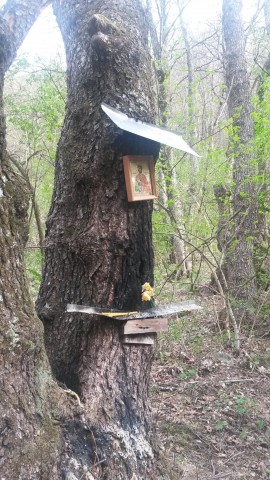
[123,155,157,202]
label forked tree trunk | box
[222,0,258,321]
[1,1,166,478]
[36,0,161,477]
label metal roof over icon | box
[101,103,200,157]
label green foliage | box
[179,368,197,379]
[252,78,270,206]
[239,427,249,440]
[154,145,230,293]
[169,321,183,341]
[5,56,66,164]
[215,421,228,432]
[24,248,43,299]
[243,350,270,369]
[256,419,265,430]
[4,55,66,288]
[233,395,257,416]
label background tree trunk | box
[37,0,162,477]
[221,0,258,322]
[147,0,190,278]
[0,2,69,479]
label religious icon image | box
[122,155,157,202]
[133,163,152,196]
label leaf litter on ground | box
[151,294,270,480]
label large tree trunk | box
[1,1,165,478]
[36,0,161,477]
[0,2,69,478]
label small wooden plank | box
[121,334,156,345]
[121,317,168,335]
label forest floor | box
[151,292,270,480]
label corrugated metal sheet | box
[101,103,200,157]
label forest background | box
[1,0,270,478]
[4,0,270,341]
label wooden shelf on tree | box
[66,301,202,345]
[67,301,201,320]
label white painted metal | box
[101,103,200,157]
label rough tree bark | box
[222,0,258,320]
[1,1,167,479]
[0,2,70,479]
[9,154,45,258]
[36,0,164,478]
